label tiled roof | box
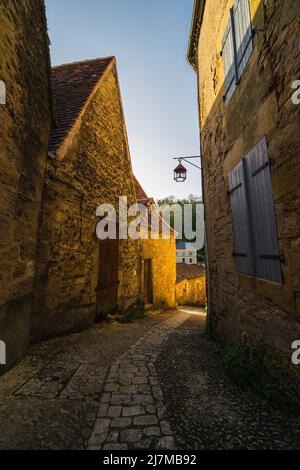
[48,57,114,153]
[176,263,206,283]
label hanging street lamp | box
[174,161,187,182]
[173,156,201,182]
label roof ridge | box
[52,56,115,70]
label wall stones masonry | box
[175,276,206,307]
[141,237,176,310]
[0,0,52,372]
[196,0,300,385]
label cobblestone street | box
[0,307,299,450]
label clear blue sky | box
[45,0,201,200]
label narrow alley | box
[0,308,299,451]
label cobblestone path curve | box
[0,307,299,450]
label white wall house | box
[176,241,198,265]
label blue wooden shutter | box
[245,137,282,283]
[234,0,253,79]
[228,160,255,276]
[222,19,236,101]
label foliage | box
[223,342,300,415]
[157,195,204,252]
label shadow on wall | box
[192,0,300,367]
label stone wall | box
[142,237,176,309]
[32,62,142,341]
[176,276,206,307]
[196,0,300,365]
[0,0,52,371]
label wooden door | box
[96,237,119,320]
[143,259,153,305]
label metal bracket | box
[227,183,242,196]
[260,254,285,262]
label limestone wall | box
[32,62,142,341]
[0,0,52,371]
[176,276,206,307]
[196,0,300,361]
[142,237,176,310]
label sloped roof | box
[49,57,114,153]
[133,176,175,235]
[133,176,152,204]
[176,263,206,283]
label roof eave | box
[187,0,206,71]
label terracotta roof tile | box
[176,263,206,283]
[49,57,114,153]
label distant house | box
[176,241,198,265]
[134,178,176,310]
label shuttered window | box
[234,0,253,78]
[244,137,282,283]
[228,160,255,276]
[228,137,283,284]
[222,0,253,102]
[222,19,237,102]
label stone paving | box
[88,312,188,450]
[0,310,176,450]
[156,309,300,450]
[0,307,300,450]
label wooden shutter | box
[244,137,282,283]
[228,160,255,276]
[222,19,236,102]
[234,0,253,79]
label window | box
[228,136,282,284]
[222,0,253,102]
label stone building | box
[0,0,53,372]
[134,178,176,310]
[176,264,206,307]
[176,241,198,265]
[32,58,143,341]
[188,0,300,379]
[0,2,148,371]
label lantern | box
[174,162,187,182]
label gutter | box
[187,0,206,71]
